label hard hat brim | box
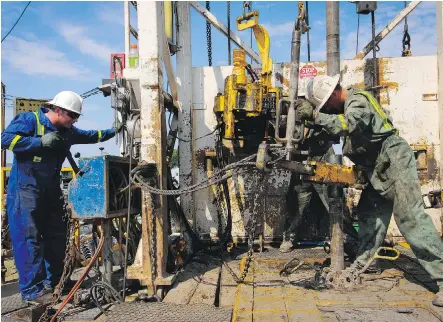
[44,99,83,115]
[317,74,340,111]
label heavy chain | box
[222,171,265,284]
[148,192,157,283]
[371,11,378,89]
[206,1,212,66]
[402,1,411,57]
[39,212,76,322]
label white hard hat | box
[46,91,83,115]
[305,74,340,111]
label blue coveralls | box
[1,107,116,300]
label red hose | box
[50,225,104,322]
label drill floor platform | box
[2,245,443,321]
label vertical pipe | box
[437,1,443,233]
[138,1,169,282]
[326,1,340,76]
[124,1,130,68]
[326,1,344,271]
[285,26,302,160]
[176,2,195,228]
[164,1,173,43]
[103,220,113,284]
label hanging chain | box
[148,192,157,283]
[206,1,212,66]
[371,11,378,89]
[227,1,231,65]
[222,171,265,284]
[402,1,411,57]
[306,1,311,62]
[39,209,76,322]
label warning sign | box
[299,65,318,79]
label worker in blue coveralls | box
[1,91,122,304]
[295,75,443,307]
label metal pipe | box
[103,220,113,284]
[306,1,311,62]
[326,2,344,272]
[326,1,340,76]
[124,1,130,68]
[164,1,173,43]
[285,25,302,160]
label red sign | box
[299,65,317,79]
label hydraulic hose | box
[50,225,105,322]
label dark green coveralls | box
[315,88,443,289]
[284,128,359,257]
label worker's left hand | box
[113,120,124,133]
[294,99,314,122]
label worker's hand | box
[41,131,65,149]
[113,120,124,133]
[294,99,314,122]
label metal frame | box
[355,1,421,59]
[190,1,262,64]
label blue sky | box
[1,1,438,163]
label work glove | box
[294,99,315,122]
[41,131,65,149]
[113,120,124,133]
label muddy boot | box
[432,289,443,307]
[279,240,294,253]
[24,291,54,306]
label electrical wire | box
[1,1,31,43]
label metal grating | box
[1,293,29,315]
[106,302,232,322]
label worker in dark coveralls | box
[1,91,121,303]
[295,74,443,307]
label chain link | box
[206,1,212,66]
[39,209,76,322]
[148,193,157,283]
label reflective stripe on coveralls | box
[355,90,398,134]
[8,135,22,151]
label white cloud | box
[341,2,436,60]
[255,3,276,9]
[262,21,294,37]
[97,6,124,26]
[1,36,92,79]
[57,23,116,62]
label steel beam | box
[190,1,262,64]
[354,1,421,60]
[176,2,196,228]
[137,1,169,285]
